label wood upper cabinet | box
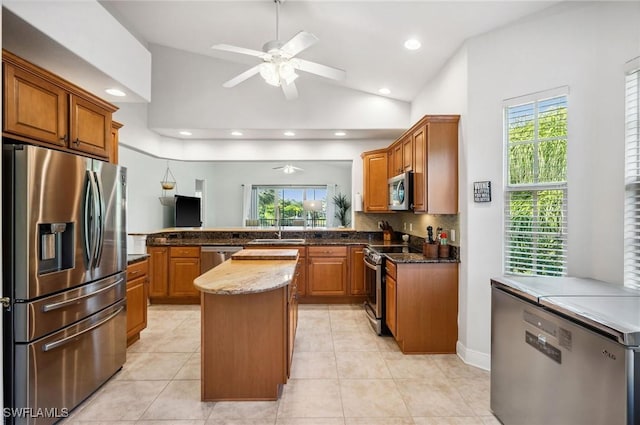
[393,141,403,175]
[349,245,366,295]
[111,121,123,164]
[70,95,112,159]
[307,246,348,296]
[362,149,389,212]
[412,116,460,214]
[402,135,414,172]
[3,62,68,146]
[2,50,117,162]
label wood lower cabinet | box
[307,246,348,296]
[2,50,117,162]
[126,259,149,346]
[362,149,390,212]
[386,274,397,337]
[349,245,366,295]
[148,246,201,304]
[288,263,300,377]
[387,261,458,354]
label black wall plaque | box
[474,181,492,203]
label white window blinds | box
[624,59,640,289]
[504,89,568,276]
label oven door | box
[363,256,383,334]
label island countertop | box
[194,249,298,295]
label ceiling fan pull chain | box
[275,0,280,41]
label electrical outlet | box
[409,223,413,231]
[403,222,407,230]
[451,229,456,242]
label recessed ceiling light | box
[231,131,243,136]
[404,38,422,50]
[284,131,296,137]
[179,131,192,136]
[105,88,126,97]
[334,131,346,137]
[378,88,391,95]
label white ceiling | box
[3,1,560,142]
[101,0,558,102]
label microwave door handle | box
[93,171,105,267]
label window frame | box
[624,57,640,289]
[503,87,569,277]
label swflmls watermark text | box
[3,407,69,419]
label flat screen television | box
[174,195,202,227]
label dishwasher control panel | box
[525,330,562,364]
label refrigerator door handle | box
[41,278,124,312]
[93,171,105,267]
[42,306,125,352]
[84,170,95,268]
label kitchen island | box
[193,249,299,401]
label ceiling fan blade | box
[211,44,268,59]
[295,59,346,81]
[281,80,298,100]
[222,65,261,88]
[280,31,319,57]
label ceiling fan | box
[211,0,346,100]
[273,164,303,174]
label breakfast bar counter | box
[194,249,299,401]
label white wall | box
[412,1,640,370]
[119,145,356,233]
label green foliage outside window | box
[506,96,567,276]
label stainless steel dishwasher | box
[200,246,243,274]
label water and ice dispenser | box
[38,222,74,274]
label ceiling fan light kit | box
[211,0,345,100]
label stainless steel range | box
[491,276,640,425]
[363,244,419,335]
[3,144,127,425]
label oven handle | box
[42,278,124,312]
[42,306,124,352]
[364,258,381,272]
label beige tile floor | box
[61,304,499,425]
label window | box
[250,185,327,227]
[504,89,568,276]
[624,59,640,289]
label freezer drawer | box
[491,287,633,425]
[12,300,126,425]
[13,272,126,342]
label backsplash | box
[354,211,460,244]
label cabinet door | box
[363,151,389,212]
[402,136,414,171]
[126,275,148,340]
[148,247,169,297]
[387,149,395,179]
[4,63,68,146]
[393,142,403,175]
[70,95,111,159]
[349,246,366,295]
[386,274,397,337]
[169,257,201,297]
[412,125,426,212]
[296,256,307,297]
[427,122,459,214]
[110,121,122,164]
[307,256,348,296]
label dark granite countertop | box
[384,252,459,264]
[127,253,149,265]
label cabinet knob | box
[73,138,80,146]
[59,134,68,142]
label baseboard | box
[456,340,491,371]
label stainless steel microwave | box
[388,172,413,210]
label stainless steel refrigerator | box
[2,144,127,425]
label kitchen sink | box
[249,238,306,245]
